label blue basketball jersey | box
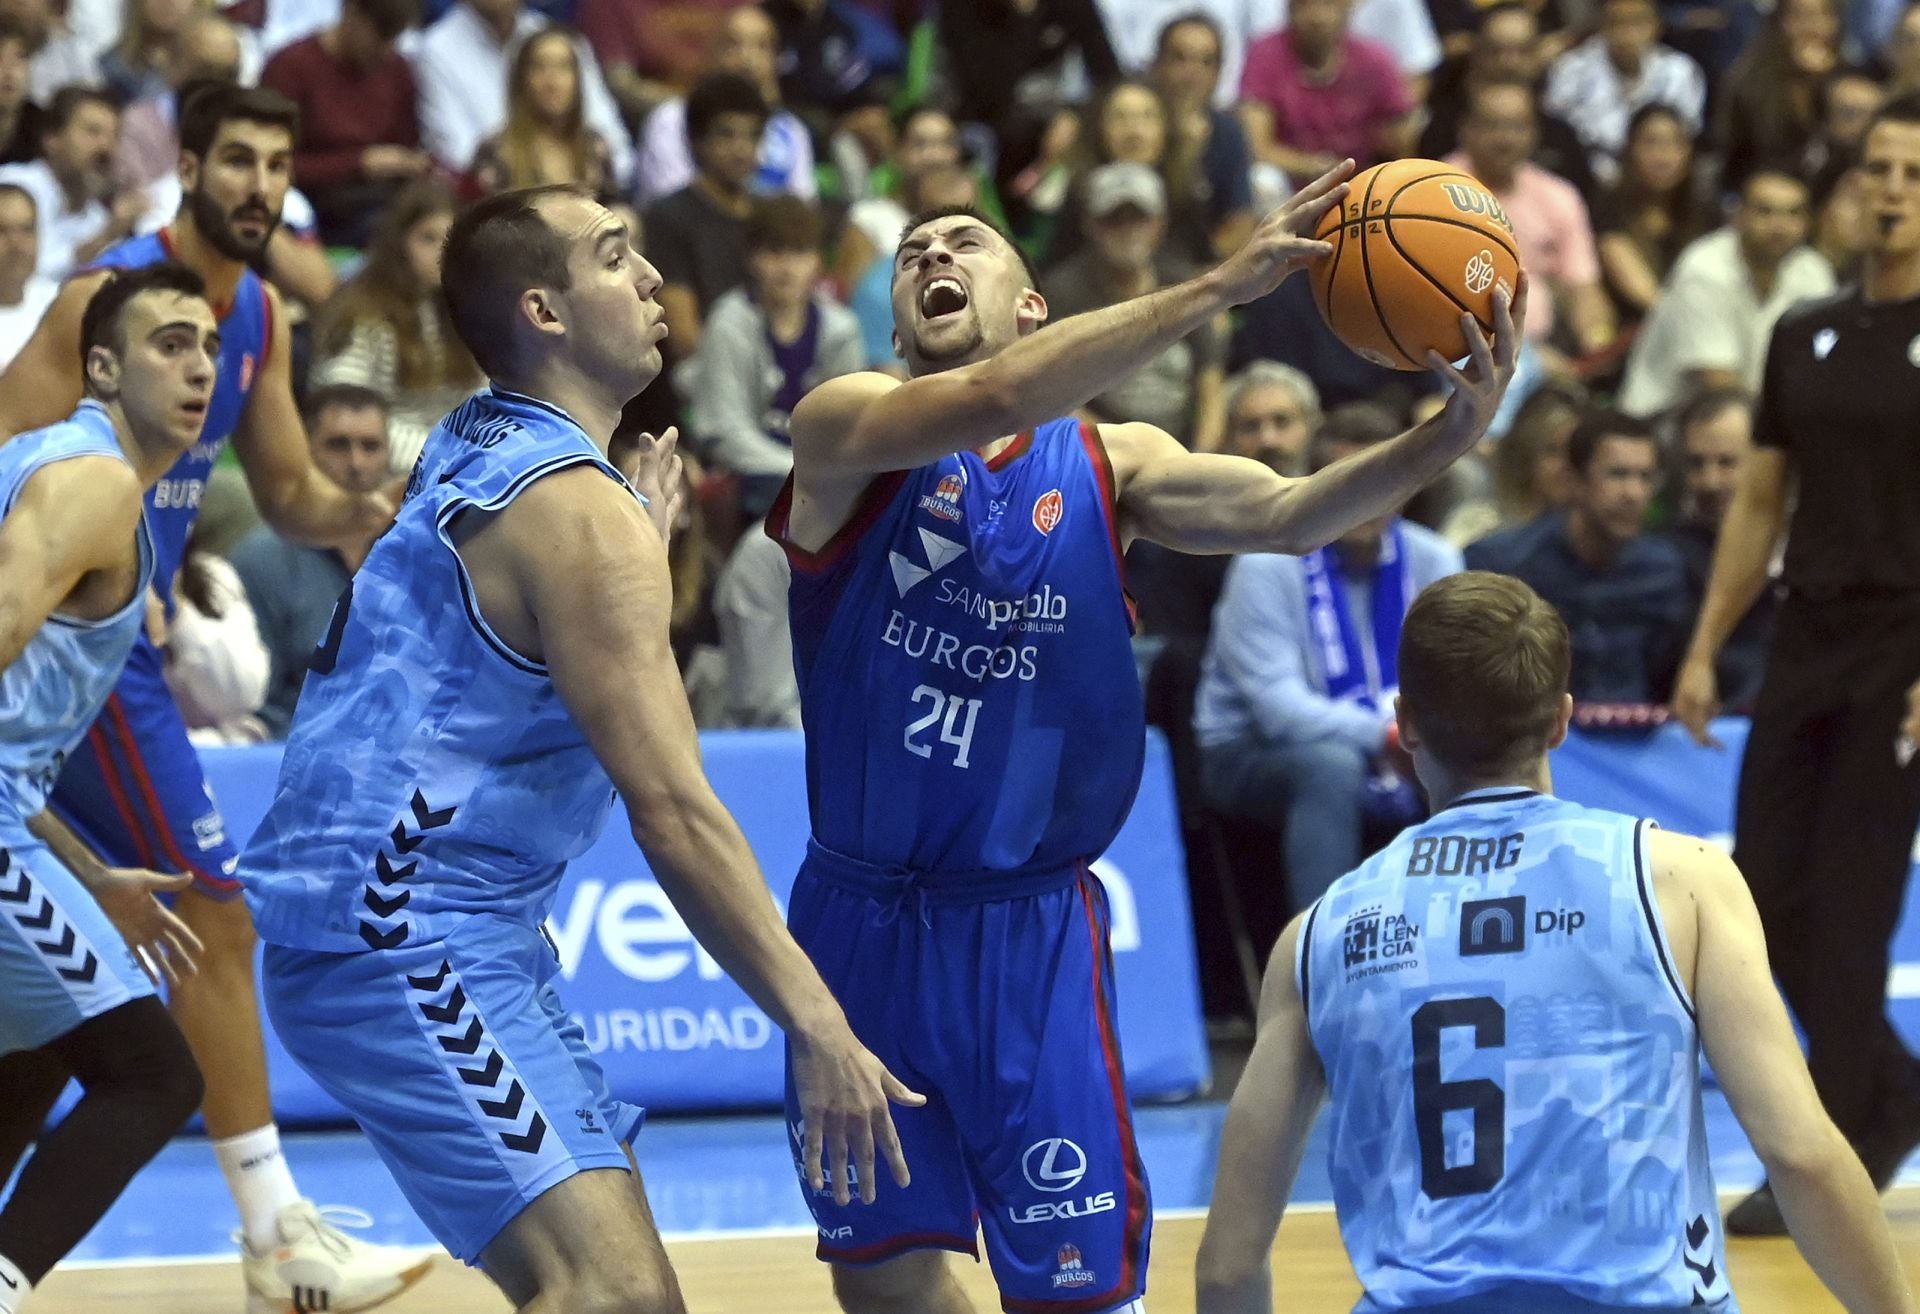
[0,403,153,821]
[240,389,636,954]
[771,417,1141,875]
[90,232,270,603]
[1297,789,1732,1313]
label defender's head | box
[1396,572,1574,789]
[79,261,218,453]
[440,185,664,396]
[890,207,1044,376]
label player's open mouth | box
[181,400,207,417]
[920,277,969,320]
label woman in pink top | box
[1238,0,1418,187]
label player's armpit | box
[1194,915,1326,1314]
[0,456,142,670]
[0,273,103,442]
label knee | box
[181,890,258,967]
[1288,740,1369,799]
[565,1270,685,1314]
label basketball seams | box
[1385,211,1521,266]
[1356,166,1422,369]
[1383,220,1487,334]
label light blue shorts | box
[263,912,644,1264]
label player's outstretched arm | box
[789,163,1353,479]
[232,284,398,549]
[1195,915,1326,1314]
[0,272,107,442]
[1107,278,1524,556]
[1669,832,1916,1314]
[0,456,141,671]
[491,467,925,1206]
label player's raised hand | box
[1427,271,1529,452]
[89,867,204,986]
[1211,159,1354,306]
[620,426,686,548]
[791,1021,926,1206]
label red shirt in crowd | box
[261,35,421,189]
[1239,27,1412,171]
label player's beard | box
[189,183,281,263]
[910,307,985,370]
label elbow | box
[1755,1117,1853,1186]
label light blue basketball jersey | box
[0,402,153,822]
[1296,788,1732,1313]
[240,388,639,954]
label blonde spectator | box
[470,27,617,201]
[311,177,484,472]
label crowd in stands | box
[9,0,1879,1015]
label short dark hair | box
[1153,10,1222,60]
[345,0,418,42]
[1399,571,1571,778]
[745,194,820,254]
[1566,407,1658,475]
[1865,89,1920,143]
[1740,163,1811,203]
[441,184,586,379]
[177,81,299,158]
[44,86,116,135]
[896,205,1041,290]
[79,262,208,370]
[1313,401,1400,469]
[304,382,389,428]
[685,72,767,147]
[1675,385,1749,438]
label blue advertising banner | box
[203,732,1214,1127]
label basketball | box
[1309,158,1523,372]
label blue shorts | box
[48,633,242,901]
[0,822,155,1057]
[262,913,645,1264]
[785,848,1151,1313]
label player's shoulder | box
[1646,827,1740,900]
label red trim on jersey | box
[1076,422,1137,631]
[1000,873,1149,1314]
[982,429,1034,471]
[815,1229,980,1266]
[258,276,275,365]
[156,227,240,319]
[104,696,239,891]
[85,724,156,869]
[766,470,909,576]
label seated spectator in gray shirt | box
[1043,161,1228,452]
[229,386,394,736]
[1465,407,1690,703]
[682,193,863,518]
[1194,403,1464,912]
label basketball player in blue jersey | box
[1195,572,1915,1314]
[0,81,422,1313]
[241,184,921,1314]
[769,161,1524,1314]
[0,264,216,1314]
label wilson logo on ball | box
[1465,250,1497,294]
[1033,489,1064,535]
[1439,183,1515,235]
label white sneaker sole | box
[247,1254,436,1314]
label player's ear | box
[890,327,903,359]
[84,343,120,400]
[519,287,566,343]
[1544,692,1574,751]
[1017,287,1048,332]
[1393,694,1418,752]
[177,148,201,195]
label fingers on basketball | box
[1309,159,1523,373]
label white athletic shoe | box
[240,1201,435,1313]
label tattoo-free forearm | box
[26,809,106,888]
[1259,413,1462,553]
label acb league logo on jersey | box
[919,467,966,522]
[1032,488,1064,535]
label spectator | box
[1801,64,1886,179]
[1591,102,1712,336]
[835,104,1012,288]
[260,0,425,247]
[1667,386,1775,712]
[1419,1,1594,197]
[471,27,618,199]
[1043,160,1227,452]
[764,0,903,120]
[1195,401,1464,911]
[1428,0,1573,58]
[1464,408,1690,704]
[101,0,200,103]
[164,526,273,746]
[1147,11,1255,260]
[1255,0,1443,92]
[310,177,483,470]
[411,0,632,183]
[1541,0,1705,186]
[114,12,242,195]
[1447,79,1615,359]
[1810,153,1868,281]
[1220,358,1319,475]
[0,180,49,365]
[576,0,742,119]
[229,385,392,737]
[1619,167,1836,417]
[1440,375,1583,545]
[1716,0,1843,195]
[0,88,142,279]
[683,193,861,517]
[1238,0,1417,185]
[0,16,42,166]
[10,0,103,102]
[632,6,814,205]
[713,519,799,727]
[934,0,1119,146]
[644,70,764,356]
[1885,1,1920,98]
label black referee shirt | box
[1756,287,1920,599]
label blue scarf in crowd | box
[1302,522,1409,712]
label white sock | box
[212,1125,302,1252]
[0,1251,31,1314]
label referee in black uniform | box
[1674,93,1920,1234]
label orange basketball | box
[1309,158,1522,372]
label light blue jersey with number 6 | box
[1295,788,1734,1313]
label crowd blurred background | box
[28,0,1873,1019]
